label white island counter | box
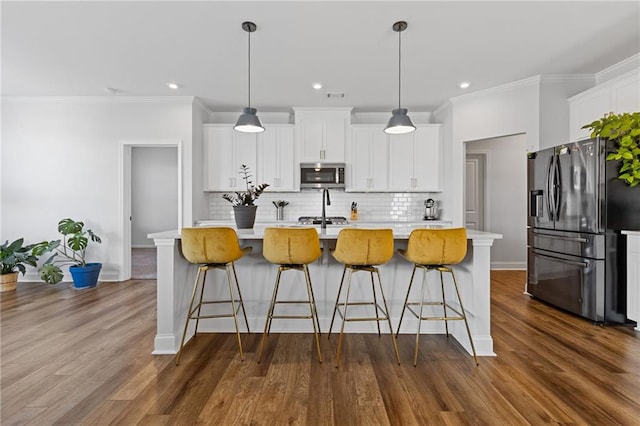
[149,222,502,358]
[622,230,640,331]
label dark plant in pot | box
[0,238,52,292]
[222,164,270,229]
[39,218,103,288]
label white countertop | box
[622,230,640,236]
[149,222,502,242]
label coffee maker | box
[423,198,439,220]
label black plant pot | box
[233,205,258,229]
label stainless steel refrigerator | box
[527,138,640,323]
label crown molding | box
[596,53,640,85]
[432,99,453,117]
[449,75,541,105]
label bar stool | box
[258,227,323,363]
[328,228,400,367]
[395,228,478,366]
[175,227,251,365]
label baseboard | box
[132,244,156,249]
[491,261,526,270]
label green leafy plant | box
[582,112,640,187]
[38,218,102,284]
[0,238,52,275]
[222,164,270,206]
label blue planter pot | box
[69,262,102,289]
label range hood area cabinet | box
[204,124,297,192]
[347,124,443,192]
[294,107,352,162]
[257,125,296,192]
[204,124,257,191]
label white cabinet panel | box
[295,108,351,162]
[204,125,257,191]
[349,126,388,191]
[569,70,640,142]
[388,125,442,192]
[258,125,297,191]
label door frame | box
[119,140,183,281]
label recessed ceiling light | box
[459,81,471,89]
[312,82,323,90]
[167,82,180,90]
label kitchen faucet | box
[321,187,331,229]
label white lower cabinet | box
[204,124,257,191]
[349,126,389,191]
[388,125,442,192]
[258,125,297,191]
[624,231,640,330]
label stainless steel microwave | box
[300,163,346,189]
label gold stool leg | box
[231,262,250,333]
[328,265,347,339]
[414,268,429,367]
[225,263,244,360]
[440,270,449,337]
[258,267,282,363]
[307,272,322,337]
[304,265,323,363]
[374,269,401,365]
[175,266,204,366]
[449,269,479,366]
[396,265,418,338]
[335,268,354,368]
[370,271,382,337]
[193,267,208,337]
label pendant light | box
[384,21,416,135]
[234,21,265,133]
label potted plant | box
[222,164,270,228]
[0,239,52,292]
[582,111,640,187]
[39,218,103,288]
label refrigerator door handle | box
[546,156,555,221]
[531,249,588,268]
[532,231,588,244]
[553,155,562,221]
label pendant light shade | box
[384,21,415,135]
[234,21,264,133]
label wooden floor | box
[2,271,639,425]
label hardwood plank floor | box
[2,271,639,425]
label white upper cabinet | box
[569,70,640,142]
[204,124,257,191]
[294,107,352,162]
[348,125,389,191]
[258,125,297,191]
[388,125,442,192]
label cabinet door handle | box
[411,177,417,187]
[320,149,326,160]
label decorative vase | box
[233,205,258,229]
[0,271,19,292]
[69,262,102,289]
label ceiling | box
[2,1,639,114]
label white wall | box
[467,134,527,269]
[131,147,178,246]
[1,97,196,281]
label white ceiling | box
[2,1,639,113]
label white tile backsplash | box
[207,191,442,223]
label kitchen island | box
[149,222,502,358]
[623,230,640,331]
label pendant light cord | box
[398,27,402,109]
[247,29,251,108]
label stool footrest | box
[406,304,465,321]
[336,302,389,322]
[188,299,243,319]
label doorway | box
[119,140,182,281]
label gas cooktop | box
[298,216,349,225]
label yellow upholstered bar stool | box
[328,228,400,367]
[175,227,252,365]
[258,227,323,363]
[395,228,478,366]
